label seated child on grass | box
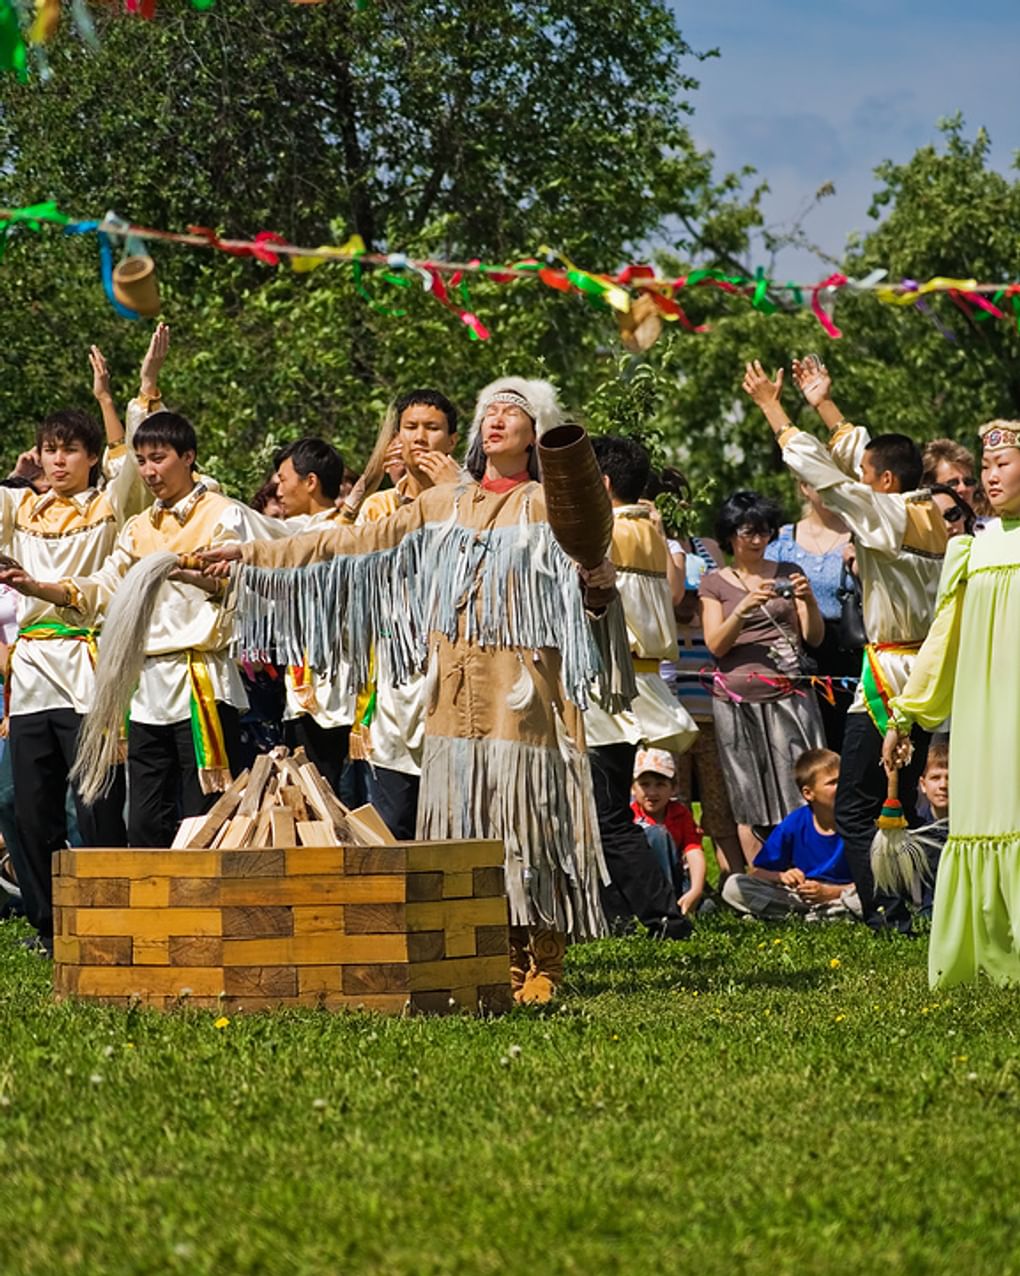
[721,747,860,920]
[630,748,707,916]
[907,737,949,919]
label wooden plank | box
[296,820,336,847]
[408,954,510,992]
[279,785,310,824]
[221,933,408,966]
[472,866,505,898]
[220,816,255,849]
[343,903,407,934]
[406,871,443,902]
[187,768,251,849]
[217,875,406,907]
[297,762,351,834]
[209,822,231,850]
[297,965,341,994]
[292,906,345,935]
[52,877,77,907]
[237,753,275,818]
[405,840,504,873]
[169,936,224,966]
[76,966,225,997]
[250,804,274,849]
[66,850,222,878]
[222,966,299,998]
[52,936,80,964]
[341,963,410,996]
[406,931,445,963]
[129,876,170,908]
[405,896,508,932]
[271,808,296,848]
[168,877,221,907]
[171,816,206,849]
[77,878,131,908]
[221,906,294,939]
[79,936,133,966]
[346,805,398,846]
[342,846,408,876]
[444,924,478,959]
[133,938,170,965]
[474,925,509,957]
[221,850,287,878]
[285,848,344,876]
[441,872,474,900]
[74,908,222,938]
[295,764,335,826]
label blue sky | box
[670,0,1020,279]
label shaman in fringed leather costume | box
[230,379,628,1000]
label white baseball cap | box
[633,748,676,780]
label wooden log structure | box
[52,840,511,1015]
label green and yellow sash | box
[187,651,232,794]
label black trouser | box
[590,742,690,939]
[366,765,421,841]
[836,711,930,929]
[9,708,126,939]
[127,706,241,848]
[283,717,350,797]
[814,622,862,753]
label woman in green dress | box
[884,420,1020,987]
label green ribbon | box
[0,0,28,84]
[19,620,96,641]
[751,266,777,314]
[0,200,71,261]
[973,287,1004,323]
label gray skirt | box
[712,692,826,827]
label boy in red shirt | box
[631,748,707,915]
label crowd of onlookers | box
[0,335,974,958]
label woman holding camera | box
[699,491,826,866]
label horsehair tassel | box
[72,551,181,805]
[870,764,915,895]
[178,553,202,571]
[876,766,907,830]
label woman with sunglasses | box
[699,490,826,866]
[929,482,977,538]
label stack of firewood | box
[171,748,396,850]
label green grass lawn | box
[1,911,1018,1275]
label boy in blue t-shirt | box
[721,748,861,920]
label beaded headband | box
[483,389,535,419]
[979,421,1020,452]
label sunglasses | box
[945,475,978,490]
[941,505,965,524]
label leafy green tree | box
[0,0,745,495]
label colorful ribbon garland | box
[2,199,1020,343]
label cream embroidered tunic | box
[780,422,946,712]
[583,506,699,753]
[0,442,139,717]
[70,487,273,725]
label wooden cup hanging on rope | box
[112,254,161,317]
[617,292,663,352]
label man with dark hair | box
[11,410,286,848]
[585,434,697,937]
[272,437,352,794]
[743,356,946,931]
[349,390,462,838]
[0,348,138,952]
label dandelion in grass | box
[830,958,841,969]
[213,1016,230,1030]
[834,1014,846,1023]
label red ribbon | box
[810,273,847,338]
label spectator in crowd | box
[743,356,946,932]
[648,467,743,876]
[699,490,826,865]
[250,475,284,518]
[765,482,856,750]
[910,737,949,920]
[928,482,976,539]
[584,434,696,940]
[922,437,992,524]
[630,747,707,916]
[722,747,860,920]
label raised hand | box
[415,450,461,486]
[140,322,170,396]
[742,360,784,407]
[10,448,43,484]
[791,354,832,407]
[89,345,112,403]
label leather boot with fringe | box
[520,929,566,1005]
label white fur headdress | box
[468,376,564,450]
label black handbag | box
[836,560,868,651]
